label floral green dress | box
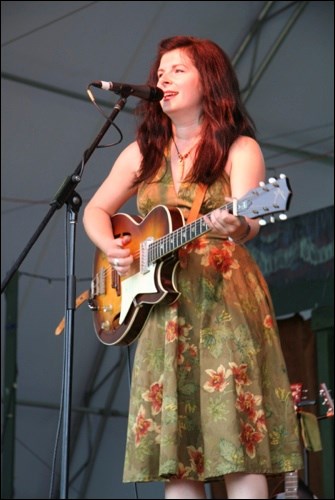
[123,154,303,483]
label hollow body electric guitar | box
[89,175,292,346]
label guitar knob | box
[101,320,111,331]
[102,305,113,312]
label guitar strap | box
[54,290,89,335]
[187,183,208,222]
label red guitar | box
[88,175,292,346]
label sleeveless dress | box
[123,154,303,483]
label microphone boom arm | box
[1,95,128,294]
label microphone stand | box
[1,95,129,499]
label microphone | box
[90,81,164,102]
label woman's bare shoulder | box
[112,140,142,174]
[230,135,262,154]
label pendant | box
[177,158,185,177]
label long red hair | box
[133,36,256,187]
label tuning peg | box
[268,177,277,184]
[269,216,275,223]
[258,218,267,226]
[279,213,288,220]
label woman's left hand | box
[204,209,247,239]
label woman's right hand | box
[104,234,133,276]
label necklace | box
[172,136,197,177]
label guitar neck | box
[146,175,291,265]
[284,471,299,499]
[147,194,258,264]
[140,175,291,270]
[148,211,211,264]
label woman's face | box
[157,48,203,121]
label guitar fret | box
[179,227,186,246]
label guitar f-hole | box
[113,231,132,239]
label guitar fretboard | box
[149,216,210,263]
[285,471,298,499]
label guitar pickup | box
[140,237,154,274]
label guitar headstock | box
[320,383,334,417]
[236,174,292,223]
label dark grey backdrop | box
[1,2,333,498]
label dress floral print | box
[123,154,303,483]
